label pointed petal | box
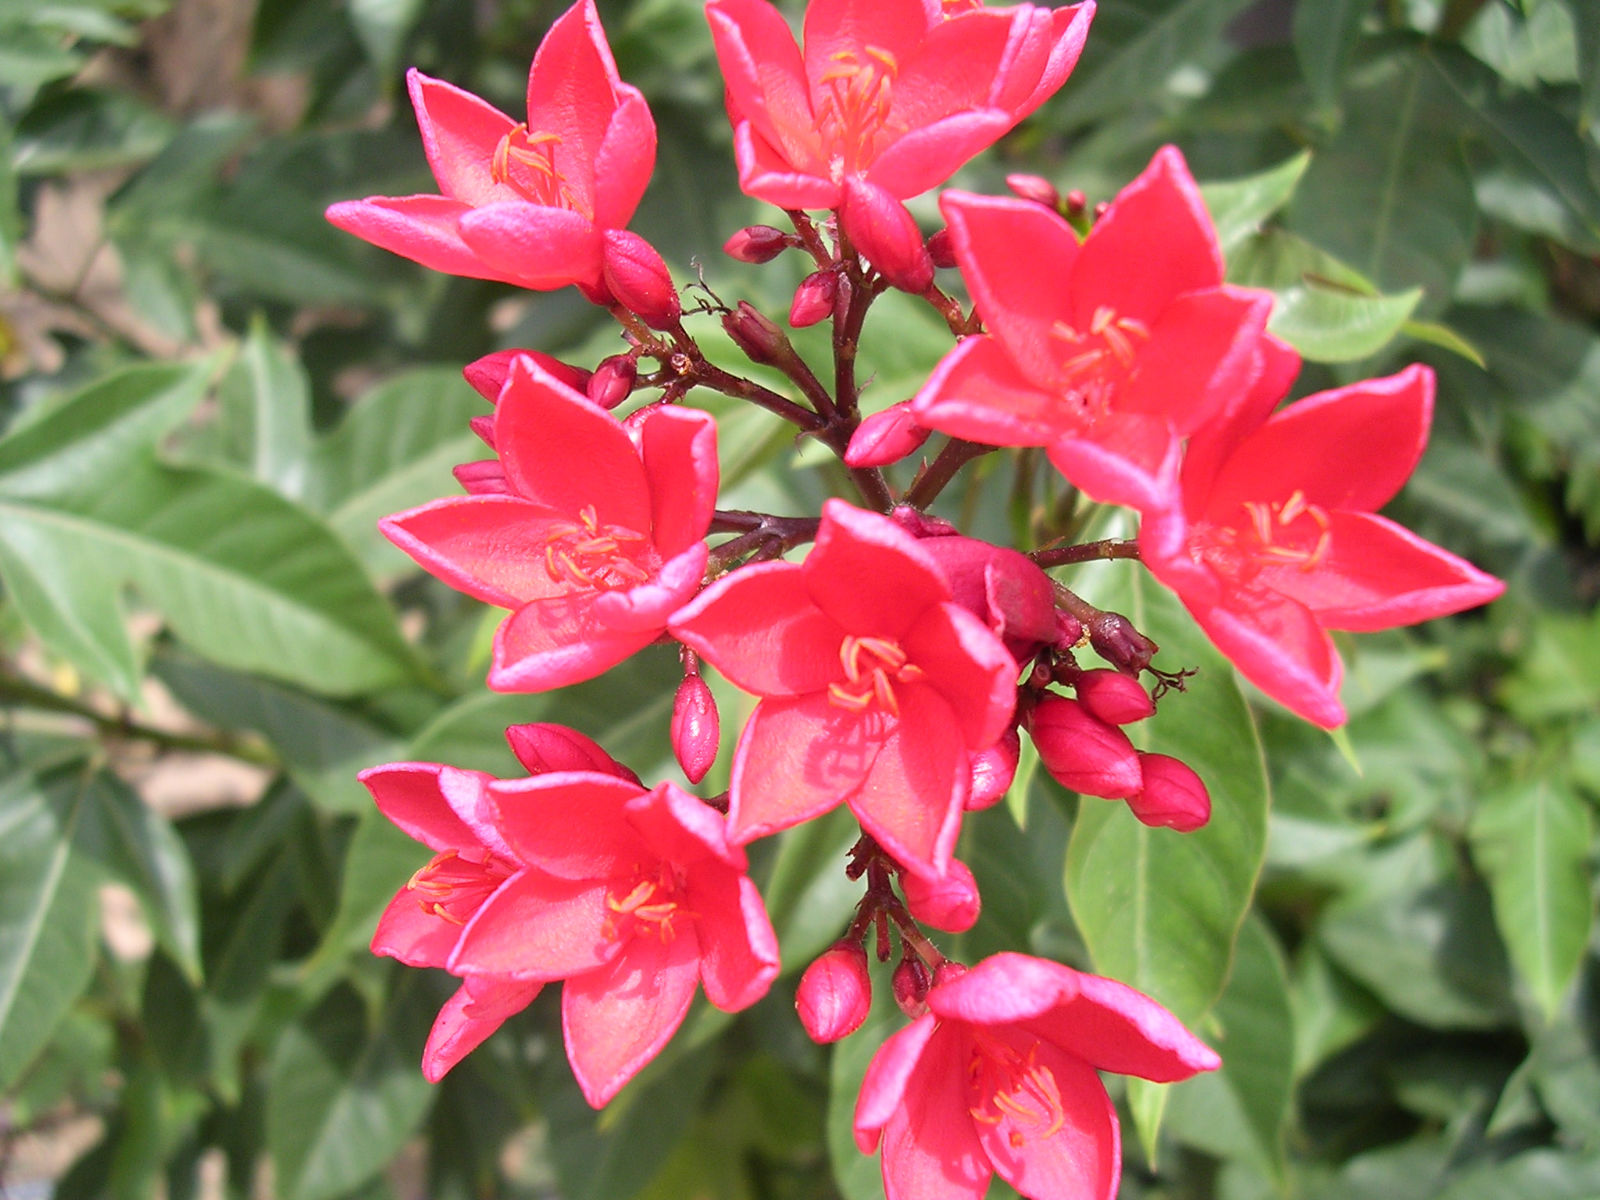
[912,334,1065,447]
[380,495,573,609]
[422,976,543,1082]
[690,872,780,1012]
[888,9,1025,122]
[1019,967,1222,1082]
[848,687,966,878]
[590,543,706,634]
[592,89,656,229]
[371,890,462,967]
[523,0,622,214]
[489,594,656,691]
[806,500,950,636]
[407,70,519,205]
[506,723,640,782]
[1046,413,1183,512]
[1118,286,1273,432]
[803,0,932,104]
[326,195,504,281]
[637,404,718,558]
[854,1014,940,1149]
[707,0,823,177]
[1180,333,1300,515]
[903,603,1017,749]
[562,930,702,1107]
[866,109,1014,199]
[728,694,872,842]
[624,781,743,870]
[928,951,1076,1023]
[457,202,604,291]
[731,120,838,209]
[991,2,1095,118]
[1194,589,1345,728]
[877,1026,992,1200]
[358,762,496,854]
[488,772,644,878]
[449,871,615,980]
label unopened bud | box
[901,859,980,933]
[724,224,790,264]
[796,942,872,1043]
[967,728,1020,810]
[888,506,959,539]
[892,956,932,1018]
[1029,694,1142,799]
[505,723,641,784]
[840,177,934,294]
[463,349,589,403]
[844,401,930,467]
[1088,611,1158,675]
[587,354,637,410]
[601,229,680,329]
[926,227,957,269]
[723,300,787,365]
[1074,668,1156,726]
[1128,753,1211,832]
[1005,173,1061,210]
[670,674,720,784]
[1055,611,1084,649]
[468,414,495,449]
[789,270,838,327]
[453,459,508,495]
[1064,190,1088,219]
[1093,200,1111,222]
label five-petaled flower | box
[913,146,1274,513]
[854,953,1220,1200]
[380,353,717,693]
[1141,349,1505,727]
[326,0,657,299]
[670,500,1018,878]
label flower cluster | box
[330,1,1503,1195]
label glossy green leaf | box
[218,317,313,499]
[1199,151,1311,259]
[0,115,17,286]
[1293,0,1377,107]
[1568,0,1600,128]
[1436,1150,1600,1200]
[1401,318,1485,366]
[12,88,173,175]
[1470,779,1594,1020]
[758,806,863,973]
[1463,0,1580,90]
[0,759,100,1089]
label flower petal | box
[522,0,624,215]
[326,194,501,281]
[1118,285,1273,432]
[488,772,644,878]
[489,594,657,692]
[689,871,781,1012]
[806,500,950,636]
[380,495,571,609]
[449,870,616,980]
[1046,412,1183,512]
[406,70,520,206]
[847,686,967,877]
[902,603,1018,749]
[371,890,462,968]
[637,404,718,559]
[421,976,543,1083]
[358,762,496,854]
[707,0,823,176]
[877,1025,992,1200]
[854,1014,939,1151]
[728,694,874,843]
[591,543,706,634]
[457,202,604,291]
[1193,589,1345,728]
[802,0,931,106]
[867,109,1015,199]
[912,334,1066,447]
[592,88,656,229]
[1022,968,1223,1082]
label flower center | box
[408,849,512,926]
[604,863,693,943]
[490,124,593,219]
[1195,488,1333,583]
[827,635,925,717]
[816,46,902,176]
[541,504,654,592]
[967,1032,1067,1149]
[1047,307,1151,428]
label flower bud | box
[967,728,1020,810]
[1074,668,1156,726]
[505,723,641,784]
[723,300,787,365]
[670,674,720,784]
[1054,610,1084,649]
[789,269,838,327]
[844,402,930,468]
[1128,753,1211,832]
[1088,611,1158,675]
[587,354,637,410]
[601,229,680,329]
[926,227,957,269]
[796,942,872,1043]
[453,459,508,495]
[724,224,790,264]
[1006,173,1061,210]
[468,414,495,449]
[1029,695,1142,799]
[463,348,589,403]
[918,535,1058,658]
[892,956,932,1018]
[1065,190,1088,218]
[888,506,958,539]
[901,859,980,933]
[840,177,934,294]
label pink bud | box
[1074,668,1156,726]
[844,402,930,467]
[901,859,980,933]
[839,177,934,294]
[723,300,786,365]
[917,535,1058,658]
[724,224,790,264]
[1088,611,1158,675]
[587,354,637,410]
[670,674,720,784]
[468,414,495,449]
[452,459,508,495]
[967,728,1019,810]
[892,956,932,1018]
[1128,753,1211,832]
[1054,611,1083,649]
[795,942,872,1043]
[1065,190,1088,218]
[789,270,838,327]
[601,229,680,329]
[888,506,959,539]
[926,227,957,269]
[1005,173,1061,210]
[505,723,641,785]
[462,349,590,403]
[1029,695,1142,799]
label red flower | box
[1142,354,1505,727]
[670,501,1017,877]
[326,0,655,298]
[706,0,1093,281]
[381,355,717,692]
[912,147,1274,512]
[446,772,780,1107]
[853,953,1219,1200]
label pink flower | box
[670,501,1019,878]
[326,0,655,298]
[854,953,1220,1200]
[381,354,717,692]
[1141,358,1505,727]
[446,771,780,1107]
[912,147,1274,512]
[706,0,1093,281]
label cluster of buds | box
[327,1,1504,1196]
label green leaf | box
[1463,0,1580,90]
[1293,0,1378,108]
[347,0,425,81]
[1402,318,1485,366]
[11,88,174,175]
[1199,151,1312,260]
[0,759,100,1089]
[1436,1150,1600,1200]
[0,114,18,286]
[1567,0,1600,129]
[826,996,903,1200]
[758,806,863,974]
[217,316,313,499]
[266,980,437,1200]
[1499,611,1600,722]
[1064,564,1271,1028]
[1469,779,1594,1020]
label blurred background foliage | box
[0,0,1597,1197]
